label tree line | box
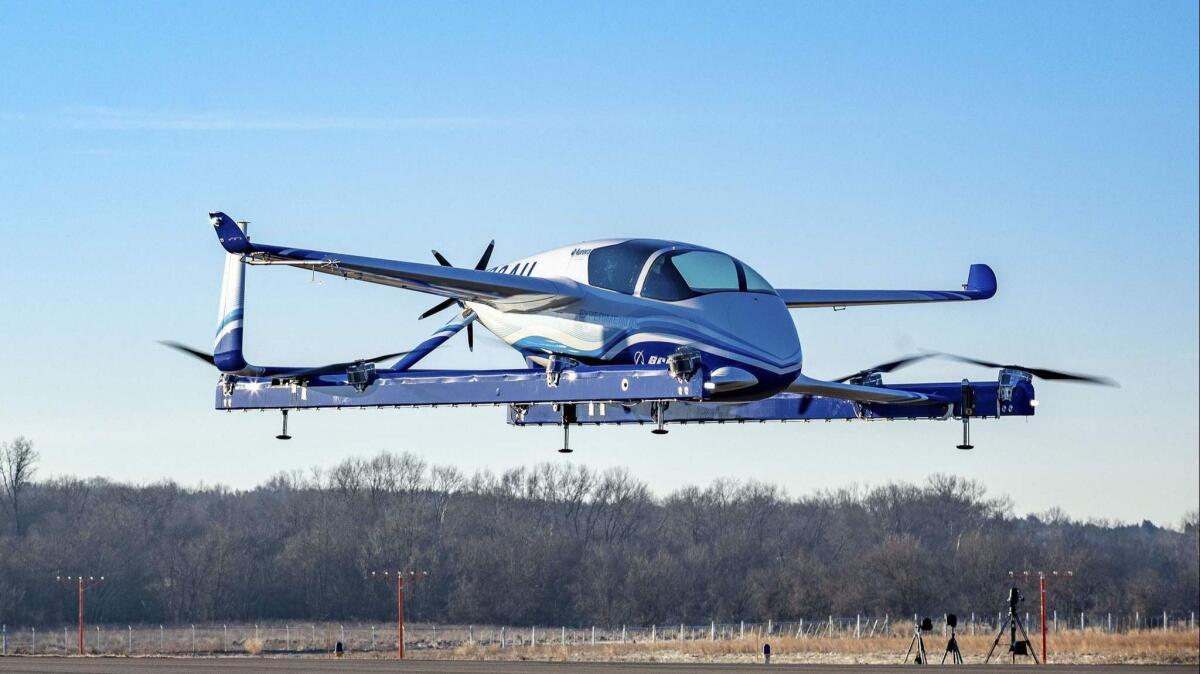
[1,437,1196,627]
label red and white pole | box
[1039,574,1047,663]
[397,575,405,659]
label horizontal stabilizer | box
[778,264,996,309]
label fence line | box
[0,611,1195,656]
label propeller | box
[270,350,413,381]
[159,341,216,367]
[833,354,936,383]
[159,341,411,380]
[932,352,1118,386]
[418,240,495,351]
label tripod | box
[941,624,963,664]
[985,587,1040,664]
[904,619,931,665]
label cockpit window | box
[741,262,774,292]
[641,250,775,301]
[588,239,670,294]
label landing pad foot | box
[276,410,292,440]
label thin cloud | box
[54,106,523,131]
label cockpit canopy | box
[587,239,774,301]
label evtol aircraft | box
[164,213,1113,451]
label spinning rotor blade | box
[283,347,415,381]
[419,297,457,320]
[934,353,1118,386]
[277,349,413,381]
[833,354,935,383]
[474,240,495,271]
[159,340,216,366]
[421,242,494,350]
[161,341,411,379]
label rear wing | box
[778,264,996,309]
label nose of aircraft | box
[696,292,801,368]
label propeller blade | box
[419,297,457,320]
[432,250,452,267]
[935,353,1118,386]
[282,349,413,381]
[474,240,495,271]
[159,341,216,367]
[833,354,935,383]
[467,322,474,352]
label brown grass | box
[242,637,264,655]
[419,629,1199,665]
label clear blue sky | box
[1,1,1196,524]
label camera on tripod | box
[1008,587,1022,611]
[986,585,1038,664]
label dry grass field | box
[424,630,1200,665]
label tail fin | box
[209,211,253,254]
[964,263,997,299]
[213,218,248,372]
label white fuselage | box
[466,239,803,399]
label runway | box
[0,659,1193,674]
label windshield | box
[640,250,775,301]
[588,239,672,295]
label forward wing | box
[778,264,996,309]
[211,212,579,311]
[785,373,932,404]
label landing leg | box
[651,401,668,435]
[956,415,973,450]
[558,423,572,454]
[557,404,576,453]
[276,410,292,440]
[956,379,975,450]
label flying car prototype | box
[164,213,1113,450]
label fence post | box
[339,624,344,647]
[97,625,100,654]
[651,625,656,643]
[591,626,595,646]
[1108,613,1112,632]
[1080,612,1084,631]
[159,625,163,653]
[468,625,473,646]
[127,625,131,655]
[856,615,861,638]
[680,624,684,641]
[32,627,35,655]
[561,626,566,646]
[223,624,227,653]
[66,626,70,653]
[501,626,506,648]
[622,625,627,644]
[311,625,315,650]
[289,625,293,652]
[1134,611,1139,632]
[829,615,834,638]
[191,625,195,655]
[531,625,536,647]
[710,621,715,641]
[798,619,804,638]
[1054,610,1058,633]
[2,624,5,656]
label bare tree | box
[0,436,38,536]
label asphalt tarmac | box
[0,659,1193,674]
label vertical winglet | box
[964,264,997,299]
[213,218,249,372]
[209,211,253,254]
